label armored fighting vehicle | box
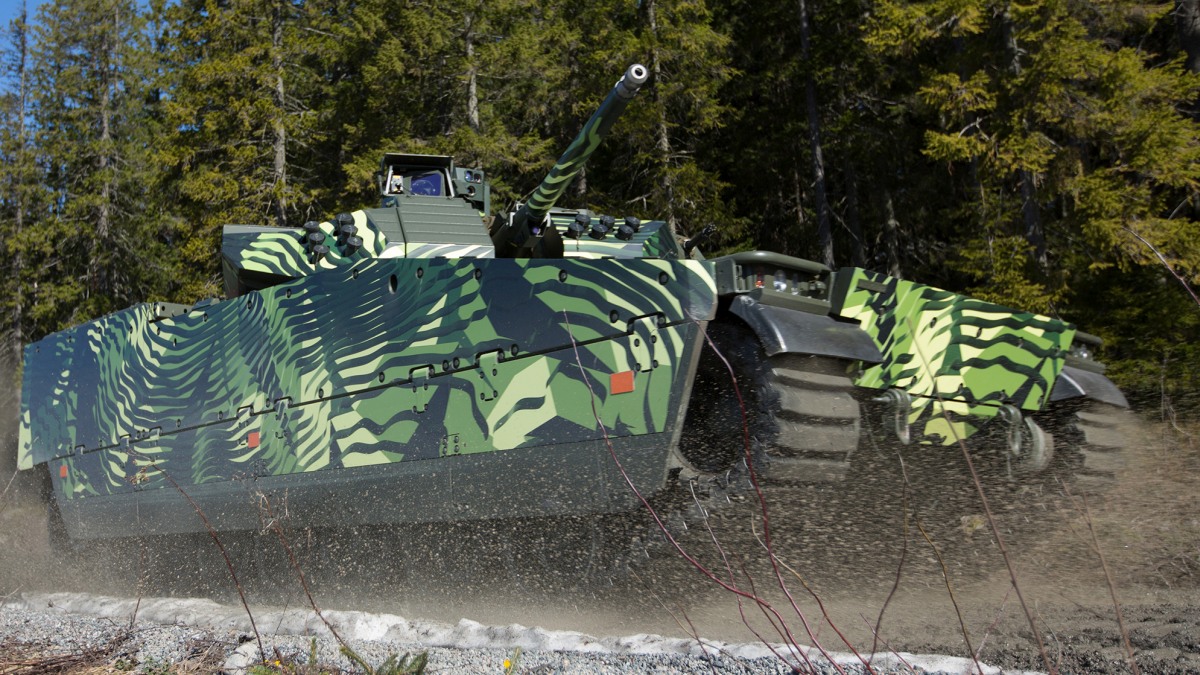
[19,64,1127,554]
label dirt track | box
[2,413,1199,674]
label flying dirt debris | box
[17,64,1131,594]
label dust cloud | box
[3,394,1200,672]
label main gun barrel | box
[520,64,649,223]
[495,64,649,255]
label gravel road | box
[1,592,1027,674]
[3,418,1198,674]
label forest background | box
[0,0,1198,409]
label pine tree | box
[0,4,41,370]
[160,0,330,299]
[553,0,735,237]
[25,0,171,330]
[866,0,1200,313]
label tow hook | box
[997,404,1052,475]
[872,389,912,446]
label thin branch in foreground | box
[974,585,1012,661]
[630,567,727,673]
[870,453,914,664]
[559,311,831,673]
[906,316,1051,674]
[1122,227,1200,309]
[0,469,19,520]
[257,494,349,650]
[127,457,265,666]
[1063,484,1140,675]
[856,613,914,672]
[699,325,872,672]
[690,480,805,668]
[912,514,981,675]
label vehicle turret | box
[490,64,649,258]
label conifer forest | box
[1,0,1198,406]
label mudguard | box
[727,295,882,363]
[1050,365,1129,408]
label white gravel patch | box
[1,592,1040,674]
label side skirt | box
[57,433,674,540]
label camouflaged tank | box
[19,64,1128,547]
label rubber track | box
[764,355,862,483]
[1071,403,1130,488]
[640,353,861,560]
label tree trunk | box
[799,0,834,268]
[464,12,480,132]
[271,0,288,227]
[1002,4,1047,272]
[883,190,902,279]
[844,161,867,268]
[93,1,116,298]
[11,1,28,365]
[646,0,677,231]
[1178,0,1200,73]
[789,163,805,254]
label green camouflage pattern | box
[221,207,489,291]
[832,267,1075,445]
[223,211,681,295]
[20,257,717,499]
[17,61,1125,542]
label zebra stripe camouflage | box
[20,256,718,505]
[832,267,1075,445]
[221,210,684,288]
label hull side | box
[21,257,717,538]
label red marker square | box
[611,370,635,394]
[247,431,260,449]
[59,464,68,478]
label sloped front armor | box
[20,257,717,538]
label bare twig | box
[912,514,981,675]
[856,613,914,672]
[0,633,128,674]
[974,585,1012,661]
[559,311,834,673]
[700,326,873,673]
[630,567,730,671]
[128,455,265,665]
[257,494,350,651]
[870,453,913,663]
[0,469,20,521]
[1063,484,1140,675]
[690,481,805,668]
[907,317,1052,674]
[1122,227,1200,309]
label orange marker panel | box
[611,370,635,394]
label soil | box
[2,411,1199,674]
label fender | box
[1050,365,1129,408]
[727,294,882,364]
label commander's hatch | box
[377,153,490,214]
